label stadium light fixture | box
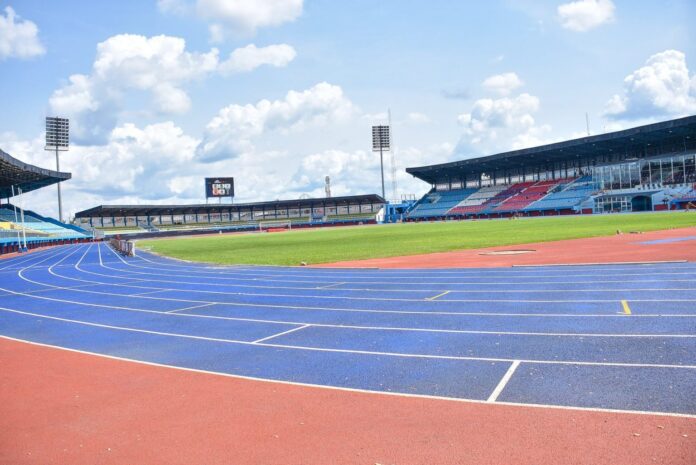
[45,117,69,222]
[372,124,391,199]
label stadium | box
[1,2,696,465]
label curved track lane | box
[1,243,695,416]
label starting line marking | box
[487,360,521,402]
[621,300,632,315]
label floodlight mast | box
[372,123,391,199]
[45,117,69,222]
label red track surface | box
[315,227,696,269]
[1,338,694,465]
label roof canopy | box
[407,115,696,185]
[75,194,385,218]
[0,148,71,198]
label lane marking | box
[166,302,217,314]
[5,277,696,338]
[487,360,521,402]
[97,245,696,292]
[1,306,695,369]
[426,290,451,301]
[14,254,696,322]
[3,335,694,419]
[129,249,696,277]
[252,324,311,344]
[317,282,345,289]
[622,300,632,315]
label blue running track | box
[0,242,695,416]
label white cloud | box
[482,72,524,96]
[604,49,696,120]
[219,43,296,74]
[197,82,355,162]
[289,143,454,200]
[0,122,201,218]
[185,0,303,40]
[0,6,45,60]
[48,34,295,144]
[456,93,551,154]
[557,0,615,32]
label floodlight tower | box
[371,123,391,199]
[45,117,69,222]
[325,175,332,198]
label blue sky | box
[1,0,695,218]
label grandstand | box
[406,115,696,220]
[0,148,90,254]
[74,194,385,237]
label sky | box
[0,0,695,219]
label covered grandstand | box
[406,115,696,220]
[0,148,90,254]
[75,194,386,234]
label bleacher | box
[408,188,477,218]
[492,180,568,212]
[447,182,532,216]
[524,176,598,211]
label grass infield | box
[138,211,696,266]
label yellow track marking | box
[621,300,632,315]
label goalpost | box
[258,220,292,232]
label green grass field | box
[138,212,696,266]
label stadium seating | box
[447,182,533,215]
[408,188,478,218]
[523,176,598,211]
[0,206,89,242]
[492,180,571,212]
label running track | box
[1,242,695,416]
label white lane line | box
[92,255,696,293]
[4,335,694,419]
[127,250,696,277]
[30,259,696,318]
[6,274,696,338]
[487,360,521,402]
[252,324,311,344]
[92,257,696,293]
[1,306,695,369]
[131,289,168,296]
[95,245,696,298]
[98,246,696,288]
[166,303,216,314]
[316,282,345,289]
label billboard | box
[205,177,235,198]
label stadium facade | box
[405,115,696,219]
[75,194,385,230]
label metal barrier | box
[109,238,135,256]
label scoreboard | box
[205,177,234,198]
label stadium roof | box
[407,115,696,184]
[75,194,385,218]
[0,148,71,198]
